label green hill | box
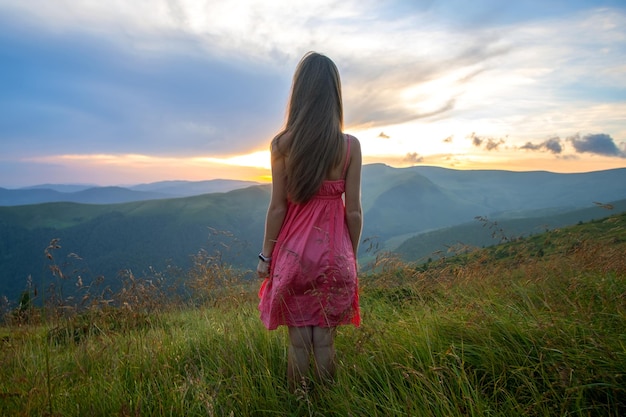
[393,199,626,262]
[1,203,624,416]
[0,186,271,301]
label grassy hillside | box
[0,211,624,416]
[394,198,626,262]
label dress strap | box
[342,134,351,179]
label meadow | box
[1,213,624,416]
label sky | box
[1,0,625,188]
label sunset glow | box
[1,1,625,187]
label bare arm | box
[344,136,363,258]
[257,145,288,278]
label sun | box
[219,151,272,170]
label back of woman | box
[256,52,363,393]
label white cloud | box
[1,0,625,185]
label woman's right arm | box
[344,136,363,258]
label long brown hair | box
[273,52,345,204]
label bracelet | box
[258,252,272,263]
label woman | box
[257,51,362,392]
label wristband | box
[258,252,272,263]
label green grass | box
[1,214,625,416]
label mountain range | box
[1,164,625,302]
[0,179,260,206]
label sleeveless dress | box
[258,136,361,330]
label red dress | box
[258,137,361,330]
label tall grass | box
[1,214,624,416]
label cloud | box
[520,137,563,154]
[568,133,625,157]
[404,152,424,164]
[1,0,626,187]
[344,50,497,128]
[520,134,626,158]
[0,19,288,157]
[6,0,508,157]
[485,138,505,151]
[471,133,482,147]
[469,133,506,151]
[544,137,563,154]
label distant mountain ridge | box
[1,165,625,302]
[0,179,260,206]
[128,179,261,196]
[361,165,626,241]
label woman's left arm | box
[257,146,288,278]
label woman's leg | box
[287,326,313,392]
[312,326,336,383]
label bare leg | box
[288,326,313,392]
[312,326,336,383]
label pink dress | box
[258,137,361,330]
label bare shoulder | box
[345,134,362,157]
[271,132,292,160]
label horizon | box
[1,0,626,188]
[3,163,626,190]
